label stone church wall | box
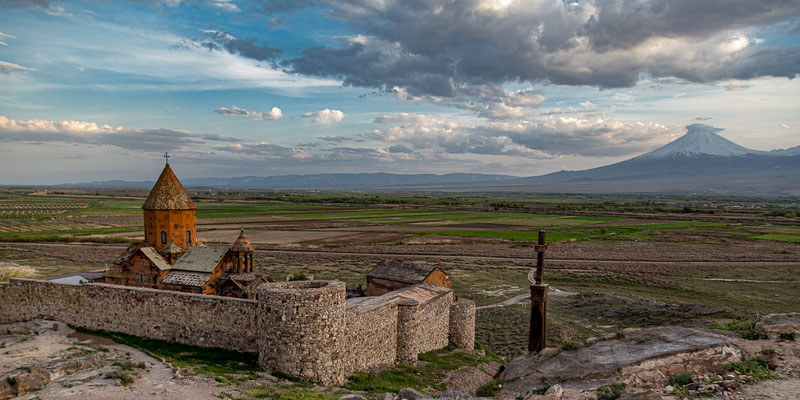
[0,278,475,386]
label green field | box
[1,188,799,362]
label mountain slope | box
[634,124,757,159]
[497,124,800,195]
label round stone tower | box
[256,281,346,385]
[142,162,197,251]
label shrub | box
[596,382,625,400]
[289,272,308,281]
[476,380,500,397]
[667,372,693,387]
[560,341,581,351]
[104,369,134,385]
[708,314,766,340]
[723,357,778,382]
[778,332,795,341]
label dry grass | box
[0,264,39,281]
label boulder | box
[398,388,427,399]
[439,387,474,399]
[339,395,368,400]
[755,313,800,337]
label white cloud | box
[0,115,241,152]
[780,123,791,129]
[392,86,422,102]
[370,112,679,158]
[672,92,687,98]
[215,106,283,120]
[612,92,635,102]
[0,115,121,135]
[208,1,240,13]
[0,32,16,47]
[303,109,345,123]
[0,61,36,74]
[725,81,751,91]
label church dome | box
[160,241,184,255]
[142,164,196,210]
[231,229,254,252]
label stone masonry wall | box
[257,281,346,385]
[0,278,476,386]
[449,298,476,351]
[395,301,420,363]
[0,279,258,352]
[411,290,453,355]
[343,301,398,374]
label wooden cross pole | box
[528,230,548,353]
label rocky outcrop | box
[756,313,800,337]
[500,327,741,396]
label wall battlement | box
[0,278,475,385]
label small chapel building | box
[101,160,267,299]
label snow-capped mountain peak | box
[638,124,758,159]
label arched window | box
[186,230,191,245]
[161,231,167,244]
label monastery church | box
[101,161,267,298]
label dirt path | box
[475,287,575,310]
[1,321,224,400]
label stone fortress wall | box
[0,278,475,385]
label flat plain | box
[1,188,799,360]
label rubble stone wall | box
[0,279,258,352]
[343,302,399,374]
[449,298,476,351]
[411,291,453,355]
[0,278,476,386]
[256,281,346,385]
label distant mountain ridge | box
[59,124,800,196]
[65,173,518,189]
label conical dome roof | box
[231,229,254,252]
[160,241,184,255]
[142,164,196,210]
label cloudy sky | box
[1,0,799,184]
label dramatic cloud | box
[200,30,282,61]
[0,60,36,74]
[303,109,345,123]
[371,112,679,158]
[277,0,800,97]
[0,115,241,152]
[215,106,283,120]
